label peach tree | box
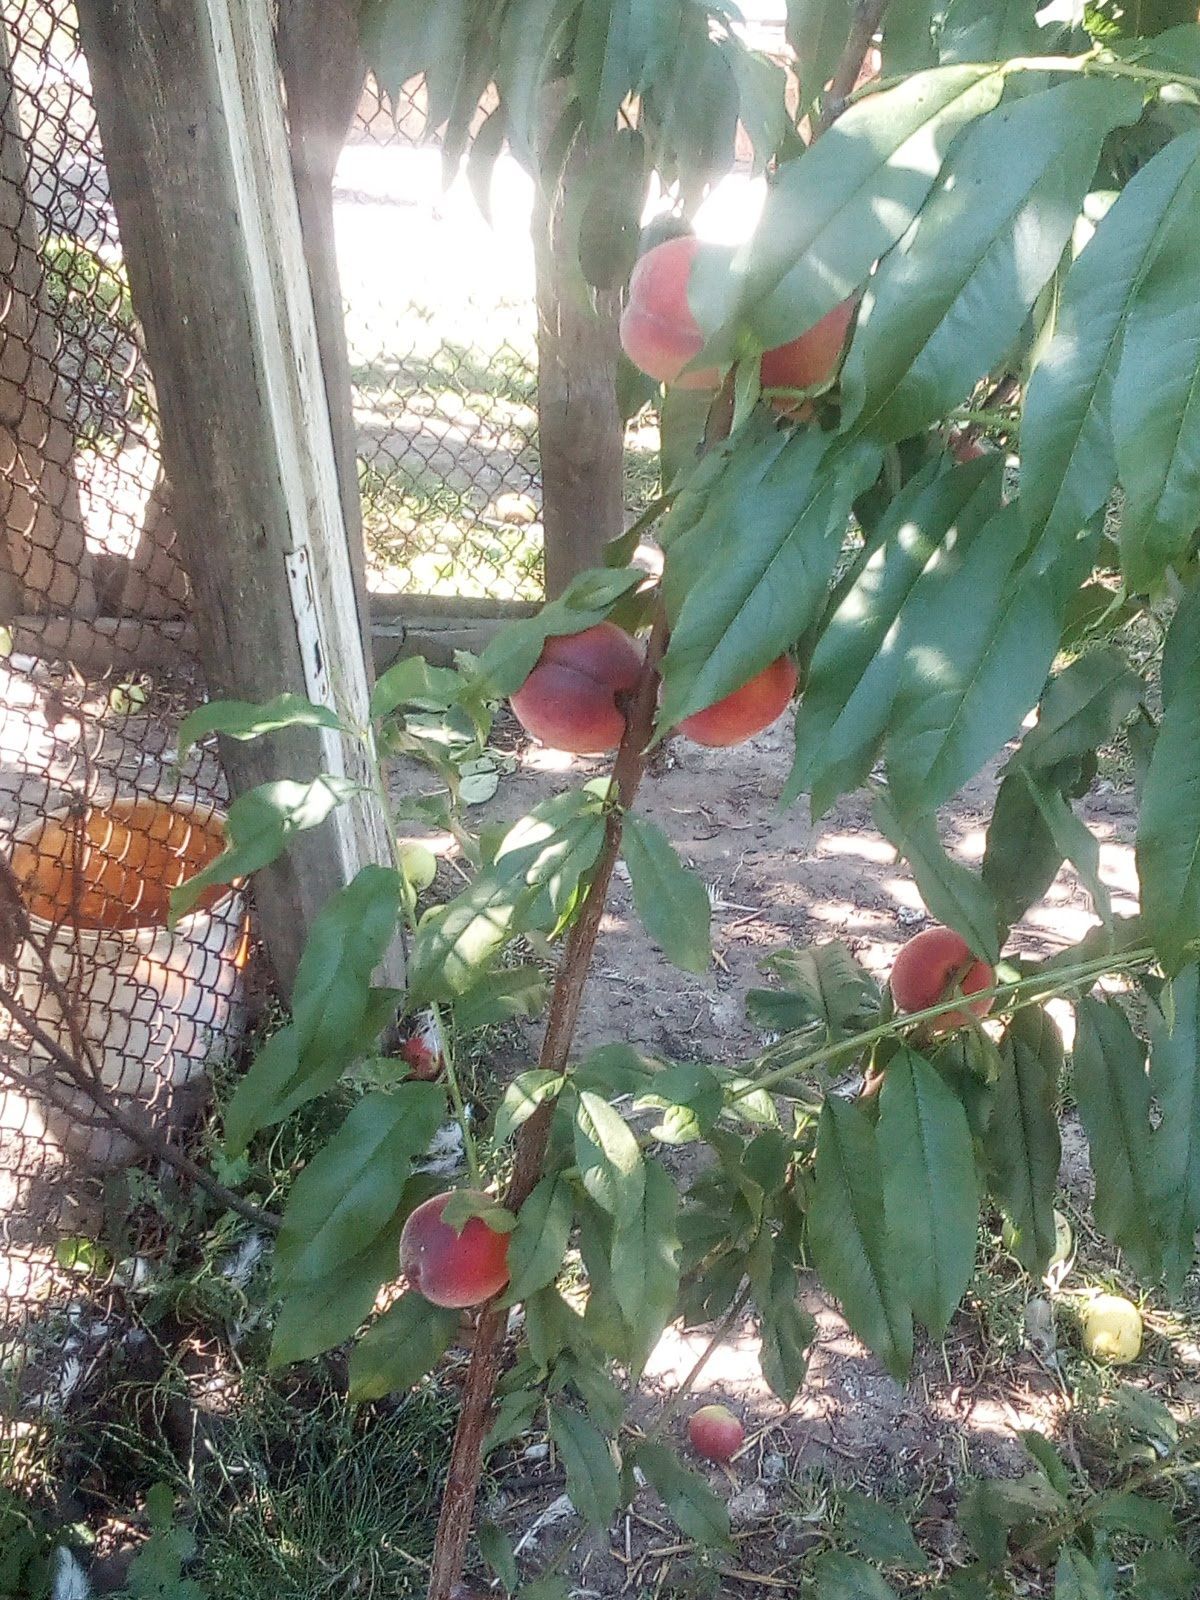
[175,3,1200,1596]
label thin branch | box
[425,606,670,1600]
[813,0,890,137]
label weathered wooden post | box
[74,0,401,995]
[533,115,626,598]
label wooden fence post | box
[74,0,401,997]
[533,110,625,599]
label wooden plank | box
[532,94,624,598]
[74,0,400,997]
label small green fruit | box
[1081,1293,1142,1364]
[399,842,438,893]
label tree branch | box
[425,606,670,1600]
[814,0,890,136]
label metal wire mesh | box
[0,0,245,1494]
[340,76,546,602]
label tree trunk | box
[276,0,370,646]
[0,24,98,617]
[533,123,625,599]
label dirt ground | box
[397,708,1196,1596]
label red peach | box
[401,1035,443,1081]
[511,623,643,754]
[948,430,987,463]
[399,1190,511,1309]
[687,1404,744,1461]
[890,926,994,1032]
[759,297,857,417]
[678,656,798,748]
[620,236,720,389]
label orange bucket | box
[11,794,250,1163]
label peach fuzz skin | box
[619,236,720,390]
[399,1191,511,1309]
[759,297,857,416]
[678,656,798,748]
[510,623,643,755]
[687,1404,744,1461]
[890,926,994,1032]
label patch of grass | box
[192,1374,455,1599]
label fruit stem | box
[425,603,670,1600]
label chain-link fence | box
[0,0,265,1519]
[0,3,558,1530]
[341,77,546,603]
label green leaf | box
[1019,1431,1074,1498]
[637,1440,731,1547]
[621,815,711,973]
[983,767,1072,933]
[939,0,1044,63]
[689,65,1005,356]
[841,78,1143,441]
[270,1211,406,1368]
[1132,1546,1200,1600]
[633,1061,724,1143]
[1085,1492,1175,1541]
[786,0,853,112]
[574,1090,645,1224]
[1073,998,1162,1281]
[872,791,1001,964]
[788,453,1003,812]
[1005,771,1112,927]
[1055,1548,1108,1600]
[1023,135,1200,572]
[479,1522,519,1593]
[840,1489,929,1571]
[548,1403,621,1529]
[484,1386,542,1455]
[658,431,880,731]
[1014,648,1143,772]
[169,774,359,922]
[494,1069,566,1145]
[881,502,1061,812]
[1112,133,1200,589]
[451,964,548,1034]
[178,692,345,755]
[475,566,645,697]
[748,941,881,1041]
[812,1552,901,1600]
[751,1247,815,1405]
[961,1475,1065,1568]
[273,1085,447,1293]
[810,1097,913,1380]
[879,1050,978,1338]
[984,1007,1063,1277]
[611,1159,681,1374]
[408,789,607,1003]
[1137,602,1200,970]
[347,1291,460,1401]
[505,1175,574,1303]
[225,865,403,1152]
[369,655,464,721]
[1148,963,1200,1291]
